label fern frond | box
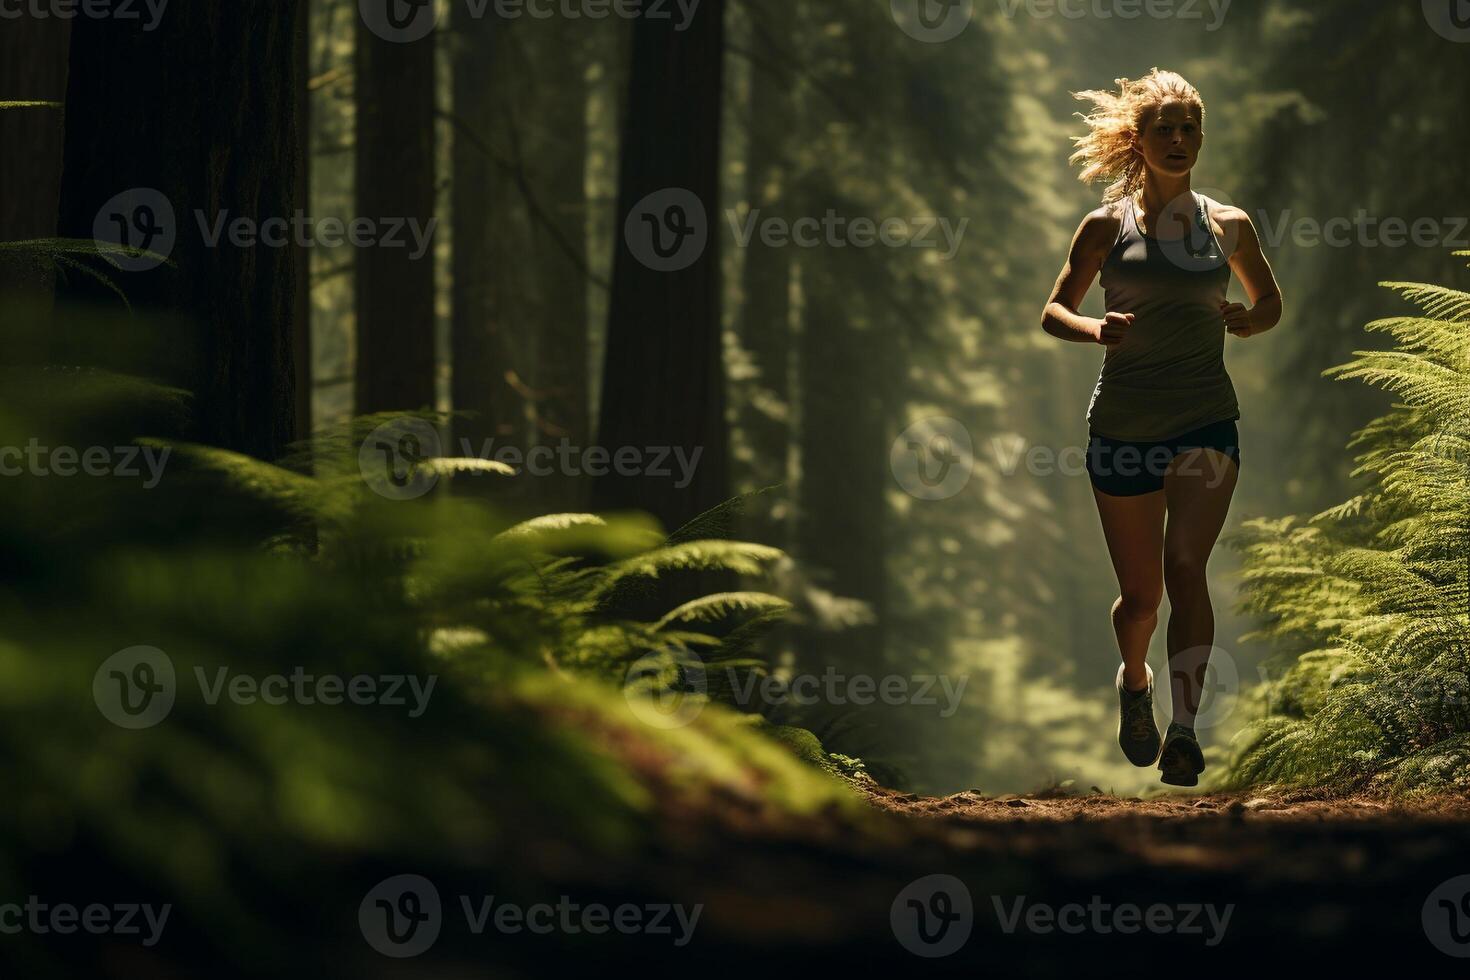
[1378,281,1470,322]
[589,541,785,598]
[654,592,792,630]
[423,457,518,478]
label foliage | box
[0,357,860,975]
[1224,256,1470,795]
[0,238,175,308]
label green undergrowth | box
[0,348,871,973]
[1223,256,1470,797]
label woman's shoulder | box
[1196,192,1251,226]
[1085,198,1130,224]
[1195,192,1257,249]
[1074,200,1126,248]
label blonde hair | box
[1069,69,1205,204]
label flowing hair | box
[1069,69,1205,205]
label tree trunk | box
[530,21,591,513]
[0,16,70,299]
[795,253,888,676]
[354,8,436,414]
[56,2,301,460]
[449,7,519,479]
[295,0,312,440]
[737,0,796,545]
[591,0,729,536]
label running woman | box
[1041,69,1283,786]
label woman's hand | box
[1221,301,1255,338]
[1097,311,1134,347]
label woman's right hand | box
[1096,312,1134,347]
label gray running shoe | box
[1116,662,1161,766]
[1158,722,1206,786]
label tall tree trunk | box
[354,8,436,414]
[56,3,301,459]
[530,22,591,513]
[295,0,312,439]
[795,253,888,677]
[0,16,70,302]
[449,8,519,479]
[737,0,795,545]
[591,0,729,536]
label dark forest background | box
[4,0,1470,974]
[3,0,1468,797]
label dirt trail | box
[386,764,1470,975]
[519,785,1470,973]
[871,784,1470,822]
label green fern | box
[0,237,175,309]
[1224,258,1470,795]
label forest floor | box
[869,782,1470,822]
[338,692,1470,976]
[468,779,1470,974]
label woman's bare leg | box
[1161,448,1239,726]
[1091,486,1166,690]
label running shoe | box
[1116,661,1162,766]
[1158,722,1206,786]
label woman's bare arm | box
[1219,205,1283,339]
[1042,208,1123,344]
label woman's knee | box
[1115,587,1162,622]
[1164,552,1208,593]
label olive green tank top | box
[1087,191,1240,441]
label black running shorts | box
[1086,418,1241,497]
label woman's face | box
[1132,100,1203,179]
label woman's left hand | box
[1221,301,1254,338]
